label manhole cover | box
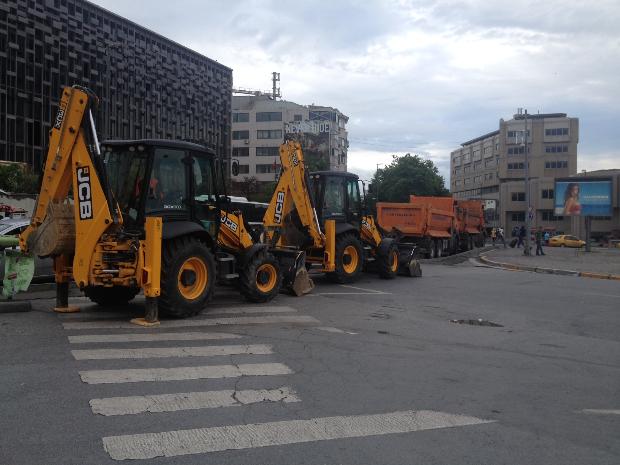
[450,319,503,327]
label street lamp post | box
[523,109,531,256]
[376,163,384,202]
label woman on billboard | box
[563,183,581,215]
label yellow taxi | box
[548,234,586,248]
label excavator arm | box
[262,141,325,248]
[20,86,118,288]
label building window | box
[473,175,482,184]
[455,180,462,188]
[463,166,471,173]
[232,130,250,140]
[232,147,249,157]
[507,130,530,138]
[453,156,461,166]
[256,112,282,122]
[257,129,282,139]
[545,128,569,136]
[256,146,280,157]
[541,189,554,199]
[591,216,612,220]
[545,145,568,153]
[545,160,568,169]
[485,159,495,167]
[507,146,529,155]
[236,164,250,175]
[463,153,471,163]
[508,162,525,170]
[541,210,564,221]
[474,162,482,170]
[511,212,526,222]
[464,178,471,186]
[473,150,481,161]
[232,112,249,123]
[256,163,280,174]
[511,192,525,201]
[293,114,302,121]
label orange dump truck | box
[375,196,485,258]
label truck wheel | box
[84,286,139,306]
[328,234,363,283]
[159,236,215,318]
[238,251,282,303]
[377,242,399,279]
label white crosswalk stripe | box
[79,362,294,384]
[71,344,273,360]
[102,410,495,460]
[63,314,319,330]
[67,331,242,344]
[90,387,300,416]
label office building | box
[231,94,348,183]
[450,113,579,234]
[0,0,232,171]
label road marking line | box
[67,332,243,344]
[63,315,320,330]
[204,306,298,315]
[71,344,273,360]
[102,409,494,460]
[339,284,388,294]
[79,362,293,384]
[316,327,358,335]
[309,292,392,296]
[60,306,298,321]
[579,409,620,415]
[90,387,300,416]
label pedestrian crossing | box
[61,302,493,461]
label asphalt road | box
[1,261,619,464]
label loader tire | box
[159,236,215,318]
[377,242,399,279]
[327,234,363,283]
[84,286,139,306]
[238,251,282,303]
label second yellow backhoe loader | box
[261,140,420,284]
[18,85,297,324]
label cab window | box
[346,179,360,214]
[323,177,345,217]
[146,149,188,213]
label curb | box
[477,254,620,280]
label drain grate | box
[450,319,503,327]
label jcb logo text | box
[76,167,93,220]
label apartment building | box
[450,113,579,234]
[231,95,348,183]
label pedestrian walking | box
[544,231,550,244]
[535,226,545,256]
[491,227,497,245]
[517,225,526,248]
[497,227,506,248]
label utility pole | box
[523,109,531,256]
[376,163,384,202]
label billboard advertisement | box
[554,177,612,216]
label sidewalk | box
[480,244,620,280]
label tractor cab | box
[308,171,362,230]
[101,139,220,239]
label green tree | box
[371,153,448,205]
[0,164,39,194]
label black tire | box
[327,234,363,283]
[238,251,283,303]
[377,242,399,279]
[84,286,139,306]
[159,236,216,318]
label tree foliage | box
[0,164,39,194]
[371,153,448,204]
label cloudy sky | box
[91,0,620,184]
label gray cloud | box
[91,0,620,182]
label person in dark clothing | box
[535,226,545,256]
[517,225,526,248]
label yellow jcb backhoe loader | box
[262,141,420,284]
[18,85,297,324]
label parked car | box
[548,234,586,248]
[0,217,54,281]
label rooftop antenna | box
[272,72,281,100]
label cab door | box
[345,178,362,228]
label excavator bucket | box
[291,266,314,296]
